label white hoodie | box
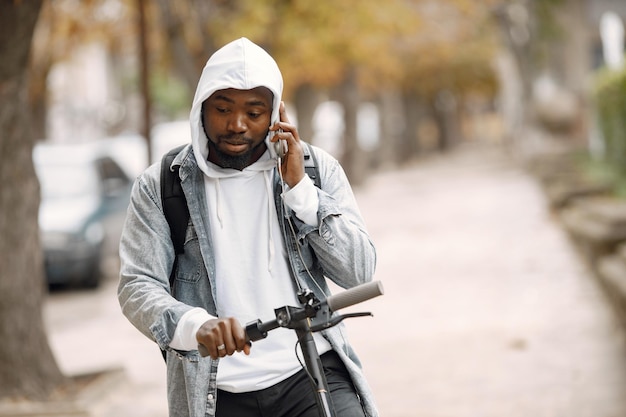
[169,38,330,393]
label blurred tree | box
[492,0,566,138]
[397,0,500,154]
[149,0,416,183]
[29,0,137,139]
[147,0,503,179]
[261,0,414,182]
[29,0,507,180]
[0,0,69,400]
[153,0,218,91]
[138,0,153,164]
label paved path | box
[45,142,626,417]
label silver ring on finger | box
[217,344,226,351]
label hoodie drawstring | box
[264,170,275,273]
[203,158,277,272]
[214,178,224,228]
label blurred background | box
[3,0,626,416]
[23,0,626,289]
[26,0,591,171]
[22,0,626,193]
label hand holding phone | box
[270,102,289,159]
[270,102,305,187]
[273,130,287,159]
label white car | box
[34,142,132,288]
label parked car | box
[34,142,132,288]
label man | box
[118,37,378,417]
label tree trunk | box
[156,0,207,93]
[402,92,423,162]
[432,90,460,152]
[27,0,53,142]
[27,54,51,142]
[376,90,406,168]
[0,0,67,400]
[336,69,366,185]
[292,84,321,144]
[493,1,534,134]
[138,0,152,164]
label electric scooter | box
[199,280,384,417]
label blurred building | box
[496,0,626,147]
[47,42,129,143]
[44,0,626,150]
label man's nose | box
[227,113,247,133]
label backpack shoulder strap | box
[160,144,189,289]
[302,142,321,189]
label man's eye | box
[216,107,229,113]
[249,113,261,118]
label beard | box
[207,136,266,171]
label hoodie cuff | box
[169,307,214,351]
[281,175,320,227]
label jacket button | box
[207,393,214,401]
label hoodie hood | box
[189,37,284,176]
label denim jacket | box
[118,144,378,417]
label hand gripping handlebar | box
[198,281,384,355]
[196,280,383,417]
[244,280,383,342]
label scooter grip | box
[326,281,384,312]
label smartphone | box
[272,126,287,158]
[274,136,287,158]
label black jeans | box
[215,350,366,417]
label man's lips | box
[220,138,250,153]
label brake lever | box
[309,312,373,333]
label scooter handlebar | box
[325,280,384,312]
[199,281,383,356]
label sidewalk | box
[45,142,626,417]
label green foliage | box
[578,151,626,199]
[201,0,417,96]
[530,0,566,67]
[150,71,191,119]
[171,0,499,101]
[399,1,500,100]
[533,0,566,41]
[593,65,626,175]
[33,0,504,122]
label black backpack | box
[160,143,321,290]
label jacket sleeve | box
[117,165,194,350]
[297,147,377,290]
